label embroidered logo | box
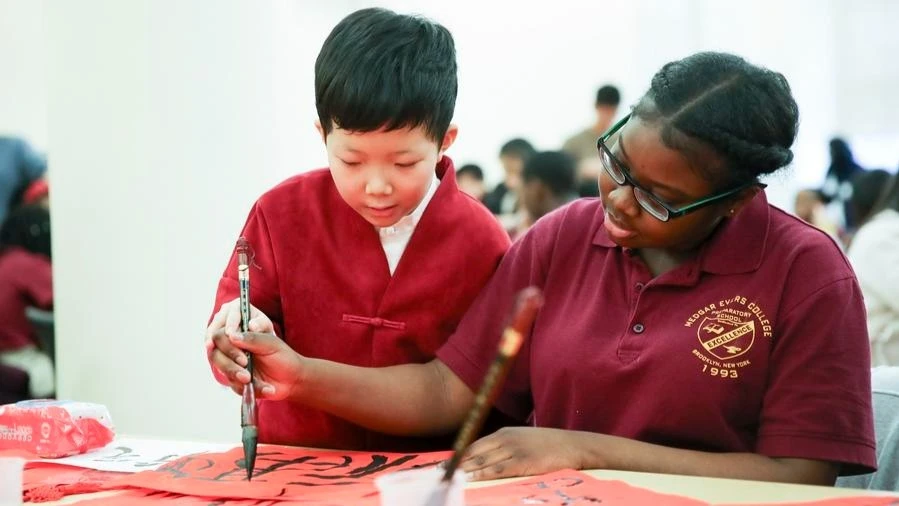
[697,313,754,361]
[684,295,773,380]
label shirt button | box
[632,323,645,334]
[370,318,383,327]
[635,282,645,291]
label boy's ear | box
[314,120,327,144]
[438,124,459,158]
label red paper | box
[718,498,899,506]
[467,470,709,505]
[72,489,372,505]
[44,445,897,506]
[102,446,449,502]
[67,469,711,505]
[23,463,126,502]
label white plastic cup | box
[0,457,24,506]
[375,466,466,506]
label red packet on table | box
[0,400,115,458]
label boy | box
[204,8,509,451]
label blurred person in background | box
[848,170,891,236]
[848,170,899,367]
[0,204,54,399]
[456,163,486,201]
[483,138,536,218]
[21,178,50,209]
[563,85,620,198]
[794,188,841,244]
[0,136,47,225]
[510,150,577,240]
[821,137,865,232]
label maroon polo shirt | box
[437,192,877,474]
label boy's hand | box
[205,299,302,400]
[207,298,275,339]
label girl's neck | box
[637,247,697,278]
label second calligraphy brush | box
[424,287,543,506]
[235,237,258,481]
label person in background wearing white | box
[848,171,899,367]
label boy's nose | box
[365,174,393,196]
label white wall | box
[44,0,356,442]
[0,0,47,149]
[0,0,893,441]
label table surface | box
[28,436,898,505]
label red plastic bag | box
[0,400,115,458]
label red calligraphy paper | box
[718,497,899,506]
[22,463,126,502]
[71,488,374,505]
[467,469,710,505]
[69,467,897,506]
[101,446,450,502]
[72,468,711,506]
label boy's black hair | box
[522,151,576,197]
[0,204,51,259]
[315,8,457,143]
[457,164,484,181]
[499,138,536,161]
[595,85,621,107]
[633,52,799,189]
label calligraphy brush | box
[236,237,258,481]
[424,287,543,506]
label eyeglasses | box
[596,113,764,222]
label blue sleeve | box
[17,139,47,182]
